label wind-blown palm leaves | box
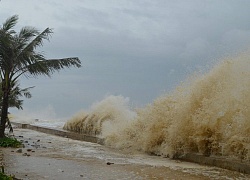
[3,80,34,110]
[0,80,34,133]
[0,15,81,137]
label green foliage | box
[0,172,13,180]
[0,15,81,137]
[0,166,13,180]
[0,137,22,147]
[0,80,34,110]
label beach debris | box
[22,153,30,156]
[106,162,114,165]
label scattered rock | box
[24,141,28,143]
[37,139,40,142]
[48,142,51,143]
[80,175,83,177]
[18,136,23,138]
[16,149,22,153]
[22,153,31,156]
[32,150,35,152]
[27,149,32,152]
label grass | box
[0,166,15,180]
[0,137,22,148]
[0,138,22,179]
[0,172,13,180]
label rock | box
[16,149,22,153]
[106,162,114,165]
[37,139,40,142]
[22,153,30,156]
[27,149,32,152]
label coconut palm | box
[0,80,34,133]
[0,80,34,110]
[0,15,81,137]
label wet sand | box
[2,128,250,180]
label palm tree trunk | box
[0,82,10,138]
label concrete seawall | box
[11,122,250,174]
[11,122,104,145]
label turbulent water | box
[64,53,250,162]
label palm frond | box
[14,28,53,69]
[27,57,81,77]
[20,86,34,98]
[22,27,52,52]
[18,26,39,44]
[2,15,18,32]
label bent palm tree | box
[0,15,81,137]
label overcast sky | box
[1,0,250,119]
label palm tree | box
[0,15,81,137]
[0,80,34,110]
[0,80,34,133]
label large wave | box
[64,53,250,162]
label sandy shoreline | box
[0,128,249,179]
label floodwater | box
[3,128,250,179]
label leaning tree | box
[0,15,81,137]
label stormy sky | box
[1,0,250,119]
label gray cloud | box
[1,0,250,118]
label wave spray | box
[64,53,250,162]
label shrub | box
[0,137,22,148]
